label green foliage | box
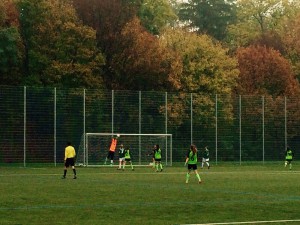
[137,0,178,35]
[179,0,237,41]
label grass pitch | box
[0,163,300,225]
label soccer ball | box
[117,134,120,137]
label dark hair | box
[67,142,71,146]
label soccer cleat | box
[73,176,77,179]
[160,169,163,172]
[199,180,202,184]
[61,176,66,179]
[185,181,188,184]
[132,169,134,171]
[208,166,210,169]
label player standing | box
[154,144,163,172]
[284,146,294,170]
[124,147,134,171]
[62,142,77,179]
[117,144,125,170]
[185,144,202,184]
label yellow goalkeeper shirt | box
[64,146,76,160]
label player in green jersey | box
[284,146,294,170]
[201,146,210,169]
[185,144,202,184]
[124,147,134,171]
[154,144,163,172]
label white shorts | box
[119,157,125,162]
[202,158,209,163]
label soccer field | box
[0,164,300,225]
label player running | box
[201,146,210,169]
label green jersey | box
[285,149,293,160]
[125,149,131,159]
[154,149,162,160]
[187,150,197,165]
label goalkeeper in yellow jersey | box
[62,142,77,179]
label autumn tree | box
[236,45,299,96]
[17,0,105,88]
[160,28,239,127]
[109,17,182,91]
[0,0,24,85]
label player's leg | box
[130,160,134,171]
[201,158,204,168]
[62,159,69,179]
[118,158,122,170]
[285,160,288,167]
[123,160,127,170]
[289,160,292,170]
[206,159,210,169]
[159,161,163,172]
[72,166,77,179]
[186,165,191,183]
[110,152,114,165]
[194,168,202,183]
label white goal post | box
[77,133,172,167]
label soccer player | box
[201,146,210,169]
[284,146,294,170]
[124,147,134,171]
[185,144,202,184]
[117,144,125,170]
[154,144,163,172]
[104,135,118,166]
[62,142,77,179]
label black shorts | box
[155,159,161,162]
[107,151,115,160]
[65,158,75,167]
[125,158,131,162]
[188,164,197,170]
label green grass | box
[0,163,300,225]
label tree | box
[0,0,24,85]
[109,17,182,91]
[227,0,300,49]
[160,28,239,126]
[236,45,300,96]
[17,0,105,88]
[136,0,178,35]
[178,0,236,41]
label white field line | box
[187,219,300,224]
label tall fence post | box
[262,96,265,164]
[139,91,141,165]
[83,89,86,166]
[215,94,218,165]
[165,92,168,166]
[239,95,242,165]
[54,88,57,167]
[112,90,114,134]
[285,96,287,150]
[190,93,193,144]
[23,86,26,167]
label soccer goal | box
[77,133,172,167]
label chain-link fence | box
[0,86,299,166]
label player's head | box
[191,144,197,153]
[67,141,71,146]
[155,144,159,150]
[120,144,124,148]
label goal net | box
[77,133,172,167]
